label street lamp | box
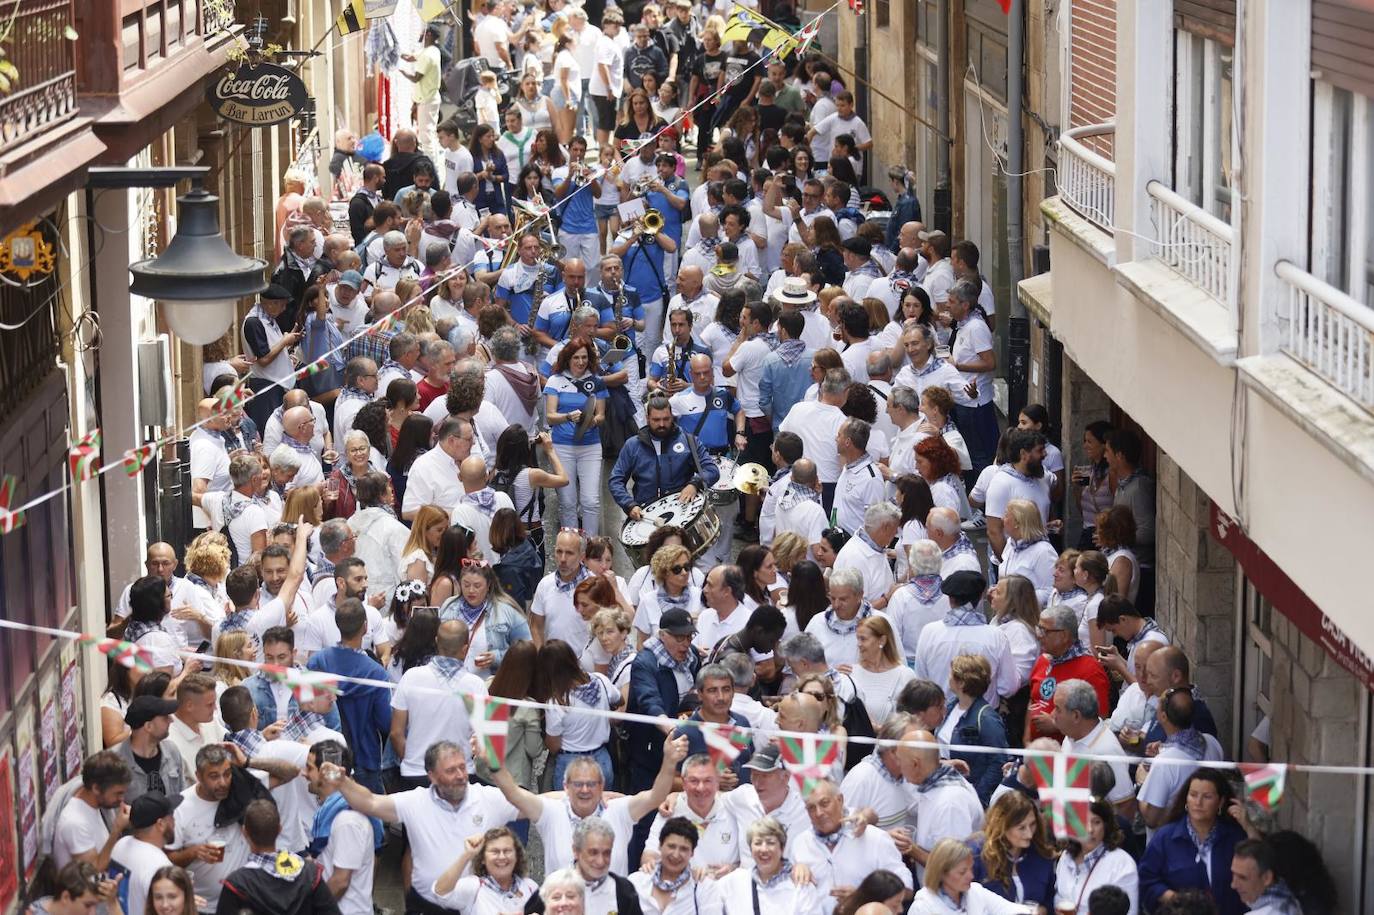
[88,166,268,345]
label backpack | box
[494,536,542,608]
[835,672,876,772]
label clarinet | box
[527,261,548,356]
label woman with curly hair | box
[1094,503,1140,602]
[183,531,231,636]
[915,435,970,520]
[970,791,1058,911]
[544,337,608,535]
[624,524,706,604]
[432,826,539,911]
[632,544,702,644]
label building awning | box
[1017,271,1053,327]
[0,118,106,236]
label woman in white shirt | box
[398,505,447,593]
[998,499,1058,606]
[549,28,581,144]
[917,436,972,520]
[892,476,935,581]
[432,826,540,915]
[716,817,825,915]
[513,71,556,135]
[699,294,744,388]
[988,574,1041,692]
[585,607,635,705]
[850,616,916,728]
[909,839,1034,914]
[624,527,707,607]
[1074,551,1112,650]
[1054,799,1139,915]
[1094,504,1140,603]
[632,545,703,645]
[543,639,617,788]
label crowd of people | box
[24,2,1338,915]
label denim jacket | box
[436,597,531,669]
[243,671,343,730]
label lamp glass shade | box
[162,299,236,345]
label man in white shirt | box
[884,384,924,481]
[802,568,895,669]
[983,427,1053,558]
[893,322,962,400]
[836,300,875,384]
[807,90,873,161]
[296,560,386,656]
[841,719,918,830]
[771,458,829,550]
[911,571,1018,704]
[778,367,850,511]
[1137,688,1224,831]
[926,507,981,578]
[332,356,379,450]
[787,178,836,245]
[567,6,602,132]
[53,751,132,870]
[694,565,755,652]
[807,75,839,159]
[451,454,514,559]
[189,404,232,531]
[401,415,475,519]
[488,733,689,874]
[277,407,325,489]
[721,744,811,860]
[587,11,625,146]
[833,501,899,605]
[319,740,520,910]
[947,278,1000,476]
[889,724,984,883]
[918,229,955,307]
[303,742,376,915]
[530,530,592,648]
[437,124,476,198]
[833,419,888,535]
[791,778,911,913]
[484,326,541,433]
[472,0,512,67]
[1053,678,1139,817]
[112,792,178,915]
[640,757,738,875]
[391,621,484,784]
[262,389,330,458]
[666,265,718,340]
[723,301,775,486]
[166,675,227,778]
[200,453,271,564]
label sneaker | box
[961,511,987,532]
[734,521,759,542]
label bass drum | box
[618,490,720,565]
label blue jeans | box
[551,745,613,789]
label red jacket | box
[1025,652,1110,743]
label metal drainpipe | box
[1006,0,1029,423]
[934,0,952,234]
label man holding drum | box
[610,394,721,525]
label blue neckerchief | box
[186,572,214,594]
[867,751,903,784]
[429,655,467,684]
[1186,817,1218,867]
[221,608,253,632]
[753,861,794,889]
[1050,641,1091,665]
[280,711,326,742]
[756,331,780,350]
[338,386,372,403]
[569,675,607,708]
[656,585,693,613]
[856,527,885,554]
[480,876,529,900]
[916,763,965,794]
[937,889,970,912]
[915,356,946,378]
[770,466,789,484]
[1164,727,1207,760]
[1009,537,1048,557]
[445,598,489,628]
[1076,842,1108,875]
[944,534,977,558]
[647,636,693,673]
[1128,618,1163,649]
[823,603,873,636]
[226,728,265,756]
[651,865,691,893]
[379,359,407,378]
[775,338,806,366]
[781,481,821,507]
[124,618,165,643]
[1054,587,1088,605]
[813,827,843,851]
[310,790,385,855]
[462,488,498,516]
[909,574,943,603]
[311,557,336,586]
[944,605,986,627]
[564,798,606,825]
[554,565,590,594]
[1250,880,1302,915]
[282,434,315,455]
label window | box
[1172,30,1234,221]
[1236,575,1273,755]
[1312,83,1374,305]
[876,0,890,28]
[913,43,940,204]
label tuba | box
[640,208,664,236]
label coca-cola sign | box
[207,61,308,126]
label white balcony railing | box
[1057,123,1116,234]
[1275,260,1374,410]
[1147,180,1235,307]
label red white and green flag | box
[700,722,751,770]
[214,382,248,415]
[790,18,821,57]
[122,443,157,478]
[274,668,341,703]
[1241,763,1286,811]
[69,428,102,481]
[465,693,511,770]
[0,474,25,534]
[80,635,155,673]
[1028,751,1093,841]
[297,357,331,380]
[776,734,840,796]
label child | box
[653,79,682,128]
[656,125,687,179]
[475,70,502,129]
[593,144,622,254]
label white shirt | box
[908,883,1030,914]
[434,874,539,915]
[778,401,846,483]
[203,490,271,563]
[571,22,603,73]
[629,873,719,915]
[912,618,1018,705]
[401,446,463,515]
[951,314,995,406]
[392,663,485,775]
[485,362,540,432]
[451,489,515,560]
[532,570,594,650]
[894,358,963,403]
[694,600,752,652]
[728,337,772,417]
[589,32,625,98]
[716,867,825,915]
[668,291,720,340]
[886,582,950,661]
[634,586,704,639]
[333,390,374,452]
[772,491,828,551]
[297,601,385,654]
[1062,719,1135,806]
[791,826,911,914]
[643,794,739,868]
[441,146,476,196]
[832,533,894,603]
[392,785,520,904]
[721,784,811,861]
[833,455,887,534]
[53,797,108,869]
[920,257,955,306]
[804,609,895,670]
[999,539,1059,608]
[839,337,875,383]
[908,775,985,883]
[329,287,369,336]
[472,14,510,65]
[1139,733,1225,813]
[167,715,227,778]
[849,663,916,726]
[984,466,1054,527]
[1054,847,1139,915]
[997,616,1041,691]
[318,807,377,915]
[535,794,639,874]
[189,428,231,528]
[545,672,616,751]
[112,836,173,915]
[173,785,253,908]
[840,755,916,829]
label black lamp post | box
[88,166,268,344]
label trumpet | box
[640,208,664,236]
[631,176,654,197]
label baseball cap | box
[659,608,697,637]
[744,743,784,772]
[941,569,988,608]
[129,791,182,829]
[261,283,292,301]
[337,270,363,289]
[125,695,179,730]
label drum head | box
[643,492,705,526]
[711,459,738,491]
[620,519,656,546]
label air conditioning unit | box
[137,335,175,430]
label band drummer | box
[610,394,720,523]
[670,353,745,566]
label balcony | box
[1146,180,1235,309]
[1057,122,1116,236]
[0,0,78,148]
[1274,261,1374,411]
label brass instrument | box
[631,176,654,197]
[640,208,664,236]
[604,333,632,366]
[527,258,549,356]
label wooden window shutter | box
[1312,1,1374,97]
[1174,0,1236,44]
[1070,0,1117,131]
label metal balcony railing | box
[0,0,78,147]
[1147,180,1235,308]
[1057,122,1116,234]
[1275,260,1374,411]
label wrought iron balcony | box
[0,0,78,148]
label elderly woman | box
[716,817,825,915]
[886,539,950,667]
[1138,769,1247,915]
[942,654,1010,805]
[970,791,1058,912]
[851,616,916,727]
[1094,504,1140,602]
[632,544,702,645]
[908,838,1031,914]
[536,866,586,915]
[588,607,635,700]
[999,499,1057,606]
[432,826,540,911]
[1054,797,1139,914]
[323,429,374,519]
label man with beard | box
[111,792,179,915]
[982,427,1052,560]
[303,741,377,915]
[609,396,720,522]
[297,558,386,656]
[320,740,520,913]
[112,696,186,805]
[53,752,132,871]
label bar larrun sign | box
[206,61,308,127]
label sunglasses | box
[669,564,692,575]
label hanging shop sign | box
[207,61,308,127]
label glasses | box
[669,564,691,575]
[1035,626,1066,636]
[566,780,601,790]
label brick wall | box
[1070,0,1117,157]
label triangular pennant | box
[0,473,25,534]
[776,734,840,797]
[121,443,157,478]
[699,722,751,770]
[1028,751,1093,841]
[78,635,155,673]
[214,382,249,415]
[296,356,331,380]
[69,428,103,481]
[464,693,511,770]
[272,668,341,703]
[1241,762,1287,811]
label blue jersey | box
[544,371,608,446]
[555,167,598,235]
[620,235,669,304]
[533,288,590,343]
[496,261,559,325]
[669,387,739,451]
[647,180,690,245]
[587,284,646,349]
[649,338,711,381]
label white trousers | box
[554,442,604,535]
